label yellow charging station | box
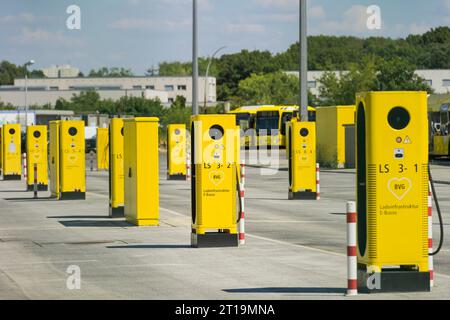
[167,124,187,180]
[49,121,61,198]
[59,121,86,200]
[96,127,109,170]
[26,125,48,191]
[109,118,125,217]
[191,115,240,248]
[2,124,21,180]
[356,91,430,293]
[287,119,317,200]
[123,117,159,226]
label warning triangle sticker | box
[404,136,412,144]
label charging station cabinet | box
[123,117,160,226]
[191,115,240,248]
[167,124,187,180]
[356,91,430,293]
[109,118,124,217]
[26,125,48,191]
[287,120,317,200]
[2,124,21,180]
[97,127,109,170]
[59,120,86,200]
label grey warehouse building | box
[0,76,217,108]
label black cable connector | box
[429,165,444,256]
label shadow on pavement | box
[58,220,130,228]
[223,287,346,295]
[48,215,111,219]
[107,244,191,249]
[4,197,57,202]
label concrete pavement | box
[0,151,450,299]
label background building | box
[0,76,217,108]
[286,70,450,96]
[42,65,80,78]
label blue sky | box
[1,0,449,74]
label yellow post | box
[2,124,21,180]
[26,125,48,191]
[167,124,187,180]
[316,105,355,168]
[123,117,159,226]
[49,121,61,199]
[59,121,86,200]
[96,127,109,170]
[287,119,317,200]
[109,118,125,217]
[191,115,239,248]
[356,91,429,292]
[0,126,3,174]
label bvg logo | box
[209,171,225,186]
[388,177,412,200]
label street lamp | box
[192,0,198,115]
[299,0,308,121]
[24,59,35,126]
[204,46,226,109]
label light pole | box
[24,60,35,126]
[299,0,308,121]
[204,46,226,109]
[192,0,199,115]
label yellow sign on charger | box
[26,125,48,191]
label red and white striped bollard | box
[347,201,358,296]
[316,163,321,200]
[239,163,246,245]
[22,153,27,179]
[33,163,38,199]
[186,153,191,181]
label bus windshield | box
[280,112,293,135]
[235,113,251,131]
[256,111,280,134]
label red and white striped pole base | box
[428,182,434,288]
[316,163,321,200]
[186,153,191,181]
[22,153,27,179]
[33,163,38,199]
[239,163,246,245]
[346,201,358,296]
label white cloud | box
[224,23,266,35]
[309,5,326,20]
[11,28,83,47]
[252,0,297,8]
[111,18,190,30]
[0,13,36,25]
[309,5,375,35]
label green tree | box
[88,67,134,77]
[318,59,378,105]
[0,99,15,110]
[376,57,433,92]
[70,90,101,112]
[217,50,280,101]
[0,60,44,85]
[237,71,316,106]
[157,58,219,77]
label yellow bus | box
[255,105,316,149]
[229,105,272,148]
[430,103,450,158]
